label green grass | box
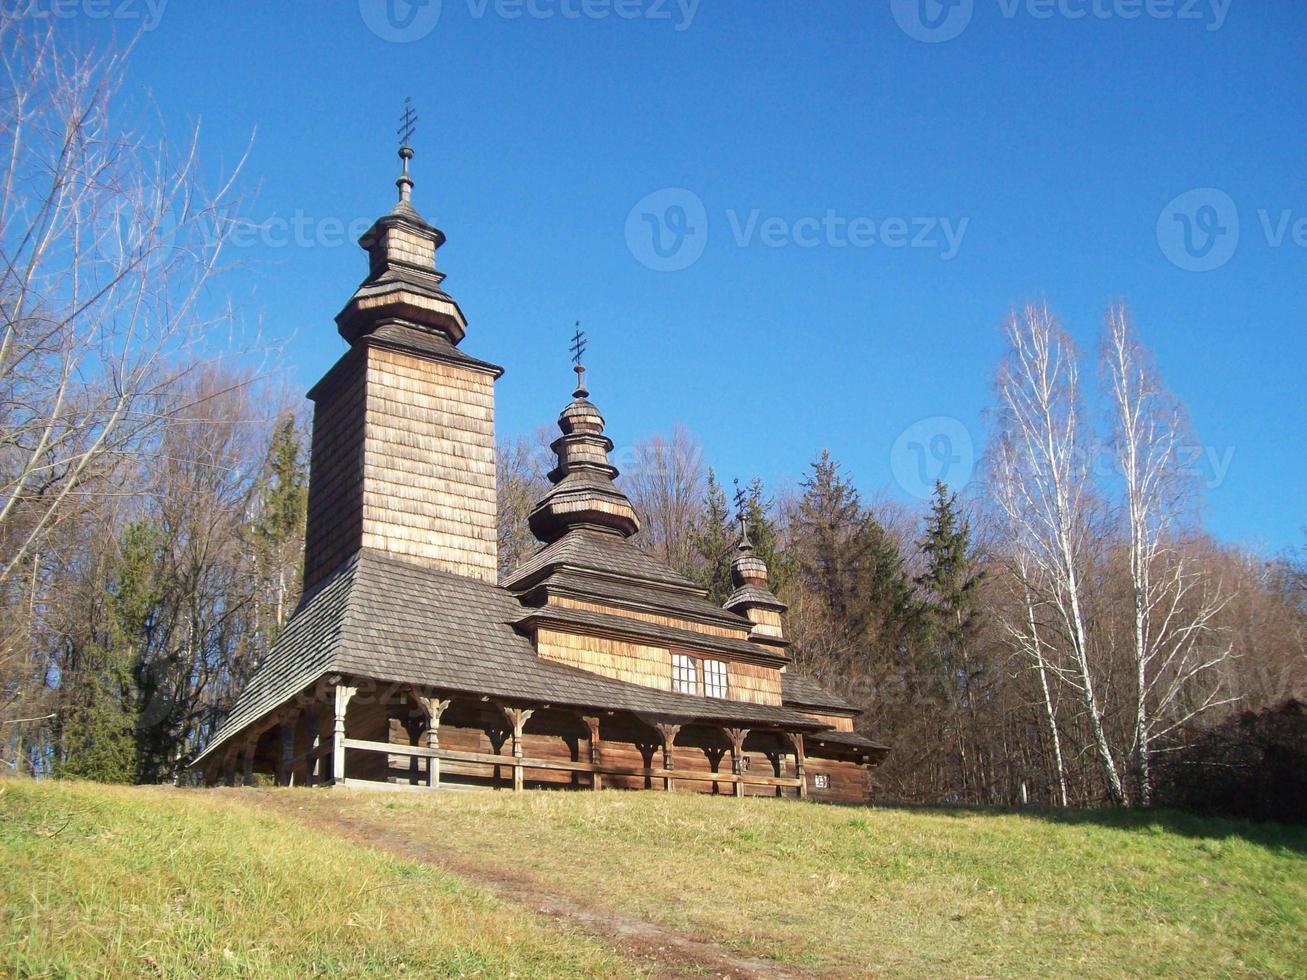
[282,789,1307,978]
[6,780,1305,978]
[0,779,636,978]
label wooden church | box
[194,138,887,802]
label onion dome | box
[335,134,468,348]
[527,366,641,543]
[724,517,787,639]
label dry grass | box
[0,779,637,978]
[283,788,1307,978]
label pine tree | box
[692,469,735,603]
[916,481,983,665]
[791,451,919,659]
[740,477,790,595]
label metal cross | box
[569,323,587,366]
[397,97,418,147]
[733,480,749,525]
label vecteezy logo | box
[359,0,442,42]
[624,188,709,272]
[890,416,974,500]
[890,0,974,43]
[1156,187,1240,272]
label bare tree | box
[497,431,550,578]
[991,304,1125,803]
[621,424,705,577]
[0,19,246,588]
[989,435,1070,806]
[1103,305,1233,804]
[0,18,247,751]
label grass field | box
[0,779,632,978]
[4,779,1305,978]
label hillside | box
[3,780,1305,978]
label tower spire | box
[396,96,418,204]
[569,322,588,397]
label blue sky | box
[66,0,1303,553]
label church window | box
[703,659,729,698]
[672,654,698,694]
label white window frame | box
[671,653,698,694]
[814,772,830,790]
[702,659,729,699]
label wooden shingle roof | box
[195,549,832,764]
[781,672,860,714]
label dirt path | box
[238,790,812,980]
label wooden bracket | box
[724,727,750,798]
[495,703,535,793]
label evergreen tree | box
[247,415,309,640]
[915,481,984,700]
[692,469,735,603]
[739,477,790,595]
[57,521,164,783]
[791,451,919,660]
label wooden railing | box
[339,737,802,792]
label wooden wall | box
[361,346,498,582]
[303,352,367,591]
[799,711,856,733]
[534,627,784,707]
[346,692,874,803]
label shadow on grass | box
[863,801,1307,855]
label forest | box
[2,18,1303,818]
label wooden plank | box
[340,738,801,789]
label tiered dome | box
[527,370,641,543]
[724,518,787,634]
[335,141,468,347]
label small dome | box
[527,377,641,543]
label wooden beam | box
[496,703,534,793]
[277,708,302,787]
[787,732,808,801]
[332,682,358,785]
[724,727,750,798]
[581,714,602,791]
[221,745,237,787]
[241,733,257,787]
[655,723,681,792]
[336,738,803,788]
[412,692,451,788]
[305,709,321,787]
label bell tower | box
[302,113,502,590]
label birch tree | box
[989,433,1069,806]
[991,304,1125,803]
[1103,304,1233,804]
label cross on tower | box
[733,480,752,547]
[570,323,588,395]
[570,323,587,366]
[397,96,418,148]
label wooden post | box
[332,682,357,785]
[277,708,301,787]
[582,715,603,791]
[497,704,534,793]
[788,732,808,800]
[305,709,321,787]
[241,734,257,787]
[725,727,749,798]
[222,746,237,787]
[413,693,451,789]
[655,723,681,792]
